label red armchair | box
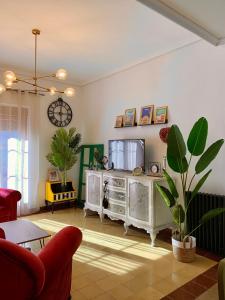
[0,225,82,300]
[0,188,21,222]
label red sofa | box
[0,225,82,300]
[0,188,21,222]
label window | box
[0,105,29,203]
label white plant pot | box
[172,236,196,263]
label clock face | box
[47,98,72,127]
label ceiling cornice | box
[137,0,224,46]
[81,38,201,87]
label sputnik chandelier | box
[0,29,75,97]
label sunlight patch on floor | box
[33,218,171,261]
[75,245,142,275]
[32,218,69,232]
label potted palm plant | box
[47,127,81,190]
[156,117,225,262]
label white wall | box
[81,40,225,195]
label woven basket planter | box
[172,236,196,263]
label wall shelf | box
[114,120,168,128]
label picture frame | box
[148,162,162,177]
[139,105,154,125]
[48,168,60,182]
[154,106,168,124]
[114,115,124,128]
[124,108,136,127]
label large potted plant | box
[156,117,224,262]
[47,128,81,189]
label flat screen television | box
[108,139,145,171]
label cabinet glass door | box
[128,181,149,222]
[87,174,101,206]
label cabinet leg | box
[84,208,87,217]
[124,223,129,235]
[150,231,157,247]
[99,212,104,223]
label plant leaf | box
[173,205,185,225]
[190,169,212,201]
[163,169,179,198]
[167,154,188,174]
[187,117,208,156]
[200,208,225,224]
[167,125,186,158]
[195,139,224,174]
[155,184,176,208]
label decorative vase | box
[172,236,196,263]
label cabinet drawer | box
[107,202,125,215]
[103,176,126,190]
[108,189,126,202]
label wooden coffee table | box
[0,219,50,247]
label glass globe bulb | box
[0,84,6,94]
[49,87,57,96]
[64,87,75,97]
[56,69,67,80]
[5,80,13,88]
[4,71,16,82]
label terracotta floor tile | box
[193,274,217,289]
[181,281,206,297]
[196,283,218,300]
[166,287,196,300]
[203,264,218,280]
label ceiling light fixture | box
[0,29,75,97]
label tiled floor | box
[24,208,217,300]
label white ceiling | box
[0,0,198,86]
[138,0,225,46]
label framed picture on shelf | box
[114,115,124,128]
[124,108,136,127]
[48,168,60,182]
[148,162,162,177]
[139,105,154,125]
[154,106,168,124]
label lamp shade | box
[64,87,75,97]
[0,84,6,94]
[4,71,16,82]
[56,69,67,80]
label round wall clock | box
[47,98,72,127]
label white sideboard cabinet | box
[84,170,173,246]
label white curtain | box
[0,91,40,215]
